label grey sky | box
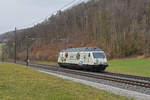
[0,0,83,34]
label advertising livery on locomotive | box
[58,47,108,71]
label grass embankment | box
[107,58,150,77]
[0,63,132,100]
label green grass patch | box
[107,58,150,77]
[0,63,132,100]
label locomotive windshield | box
[93,52,105,58]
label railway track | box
[29,62,150,82]
[4,60,150,88]
[30,63,150,88]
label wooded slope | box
[3,0,150,61]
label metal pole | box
[26,46,29,66]
[2,47,4,62]
[66,39,69,49]
[26,36,29,66]
[14,27,17,63]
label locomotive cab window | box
[93,52,105,58]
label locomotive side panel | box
[58,47,108,71]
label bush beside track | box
[37,61,58,66]
[0,62,132,100]
[0,44,3,58]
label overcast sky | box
[0,0,84,34]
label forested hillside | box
[2,0,150,61]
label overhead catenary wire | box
[17,0,84,30]
[10,0,85,64]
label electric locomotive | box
[58,47,108,71]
